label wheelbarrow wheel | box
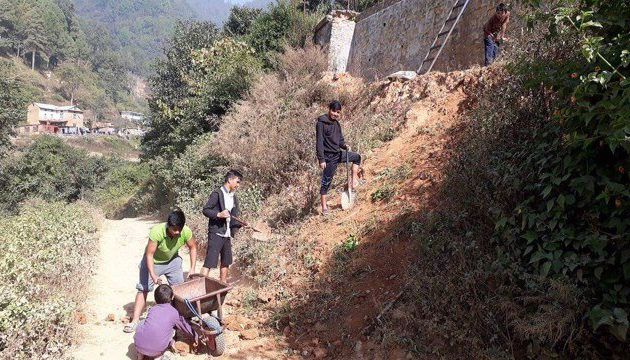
[201,314,226,357]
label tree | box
[22,7,48,70]
[246,0,320,68]
[57,61,90,105]
[223,6,262,37]
[0,61,33,154]
[142,23,262,158]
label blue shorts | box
[135,255,184,292]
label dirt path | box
[70,217,285,360]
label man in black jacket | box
[316,100,362,215]
[200,170,243,283]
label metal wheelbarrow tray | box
[171,275,232,321]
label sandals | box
[123,322,138,333]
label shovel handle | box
[229,215,250,228]
[230,215,265,234]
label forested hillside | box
[74,0,274,75]
[0,0,144,127]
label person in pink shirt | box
[133,284,197,359]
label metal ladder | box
[416,0,471,74]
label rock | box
[283,326,291,337]
[240,328,259,340]
[225,315,254,331]
[311,338,320,346]
[174,341,191,354]
[314,347,328,359]
[388,71,417,82]
[74,311,87,325]
[105,314,115,322]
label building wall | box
[26,104,40,125]
[345,0,499,80]
[63,111,84,128]
[314,11,358,74]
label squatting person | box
[124,209,197,333]
[200,170,243,283]
[316,100,362,215]
[133,284,198,359]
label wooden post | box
[31,51,35,70]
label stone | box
[174,341,191,354]
[387,71,417,82]
[283,326,291,337]
[225,315,254,331]
[240,328,259,340]
[314,347,328,359]
[74,311,87,325]
[105,314,115,322]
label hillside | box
[74,0,274,75]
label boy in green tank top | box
[123,209,197,333]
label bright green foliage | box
[0,200,98,358]
[495,0,630,341]
[0,136,109,211]
[143,24,261,158]
[187,38,262,118]
[246,0,321,68]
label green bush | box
[494,2,630,341]
[93,161,152,218]
[0,136,109,211]
[0,200,99,358]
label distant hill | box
[186,0,274,24]
[73,0,275,75]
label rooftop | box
[33,102,83,112]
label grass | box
[371,184,397,202]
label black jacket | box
[316,114,347,162]
[202,188,242,237]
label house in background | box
[27,102,84,128]
[120,111,145,125]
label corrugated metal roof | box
[33,102,83,112]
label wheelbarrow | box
[171,275,232,357]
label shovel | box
[230,215,272,241]
[340,150,356,210]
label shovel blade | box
[341,190,355,210]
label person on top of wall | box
[483,3,511,66]
[200,170,244,284]
[316,100,363,216]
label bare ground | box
[69,217,287,359]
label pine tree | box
[23,7,48,70]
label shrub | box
[0,200,99,358]
[0,136,109,211]
[93,161,152,219]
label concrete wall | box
[345,0,498,80]
[314,11,358,74]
